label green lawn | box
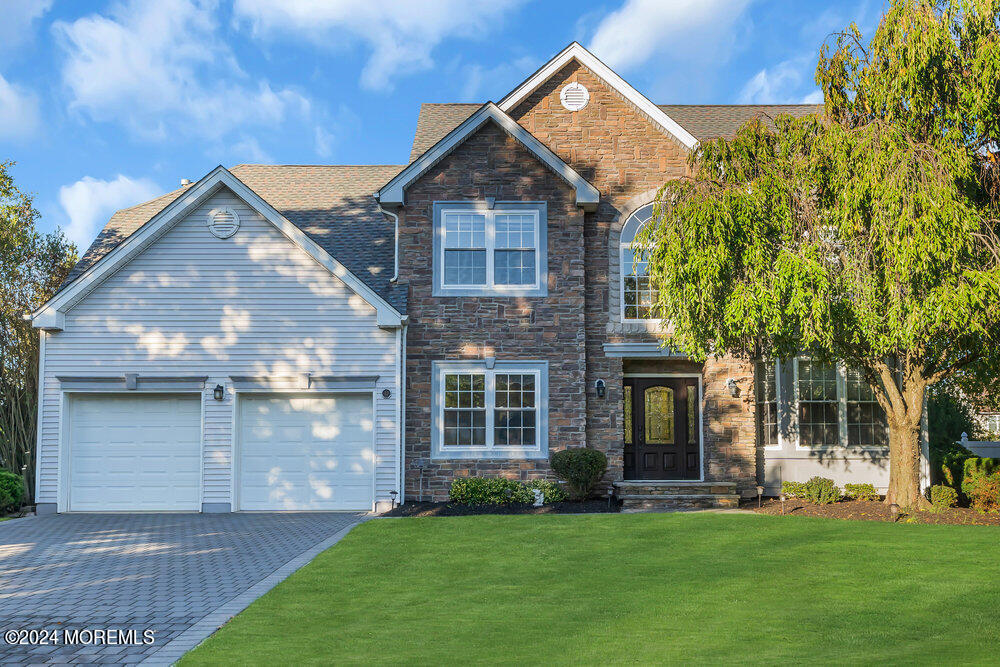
[182,513,1000,665]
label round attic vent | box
[560,82,590,111]
[207,207,240,239]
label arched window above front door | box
[620,203,658,321]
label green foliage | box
[448,478,533,505]
[928,384,981,484]
[637,0,1000,507]
[549,448,608,500]
[962,458,1000,497]
[930,484,959,511]
[781,481,807,498]
[0,161,77,503]
[804,477,843,505]
[843,483,880,502]
[524,479,567,504]
[0,469,24,513]
[969,472,1000,513]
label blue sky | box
[0,0,881,250]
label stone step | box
[620,494,741,511]
[614,482,737,496]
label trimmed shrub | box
[549,448,607,500]
[524,479,567,504]
[961,458,999,498]
[843,483,880,502]
[929,485,958,511]
[969,472,1000,514]
[0,470,24,513]
[804,477,842,505]
[449,477,533,505]
[780,481,807,499]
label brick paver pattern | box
[0,512,363,665]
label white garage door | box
[238,395,373,511]
[68,395,201,511]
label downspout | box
[399,324,407,504]
[379,205,400,283]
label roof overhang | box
[498,42,699,151]
[32,166,404,331]
[377,102,599,211]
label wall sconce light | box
[595,379,606,399]
[382,388,392,399]
[213,384,225,401]
[726,377,739,398]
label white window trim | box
[756,359,783,451]
[432,201,548,297]
[439,207,541,291]
[431,360,549,460]
[793,358,888,452]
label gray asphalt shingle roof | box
[65,164,407,313]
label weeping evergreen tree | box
[0,161,76,502]
[639,0,1000,508]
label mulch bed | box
[746,498,1000,526]
[381,500,620,517]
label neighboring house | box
[30,43,928,514]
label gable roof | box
[57,163,407,317]
[498,42,699,150]
[379,102,599,210]
[409,103,823,162]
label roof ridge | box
[657,103,823,108]
[231,163,406,168]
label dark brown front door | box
[623,377,700,480]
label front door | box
[623,377,700,480]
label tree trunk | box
[885,418,928,509]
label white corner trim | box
[377,103,599,210]
[497,42,699,151]
[32,166,403,330]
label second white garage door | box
[238,394,374,511]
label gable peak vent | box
[560,82,590,111]
[207,207,240,239]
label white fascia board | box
[378,103,599,211]
[498,42,699,151]
[32,166,403,330]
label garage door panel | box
[239,395,373,511]
[69,395,201,512]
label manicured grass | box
[183,513,1000,665]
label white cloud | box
[58,175,161,247]
[230,137,272,163]
[589,0,752,72]
[0,73,40,140]
[0,0,53,57]
[53,0,312,141]
[738,56,823,104]
[232,0,526,91]
[458,56,537,102]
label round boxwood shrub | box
[549,448,607,500]
[0,470,25,513]
[803,477,842,505]
[929,484,958,511]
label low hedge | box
[843,483,880,502]
[804,477,842,505]
[448,477,567,506]
[969,472,1000,514]
[0,470,24,513]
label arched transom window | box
[620,203,659,321]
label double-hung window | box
[755,360,780,449]
[433,202,548,296]
[795,358,888,449]
[433,360,548,459]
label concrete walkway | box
[0,512,364,665]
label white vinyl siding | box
[37,188,400,511]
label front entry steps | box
[614,481,741,512]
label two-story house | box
[30,43,923,514]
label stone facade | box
[400,60,759,500]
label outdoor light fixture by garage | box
[213,384,225,401]
[382,388,392,399]
[595,379,606,398]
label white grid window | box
[755,361,779,449]
[795,359,889,450]
[434,362,547,458]
[440,208,540,290]
[620,203,659,321]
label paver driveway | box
[0,512,364,665]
